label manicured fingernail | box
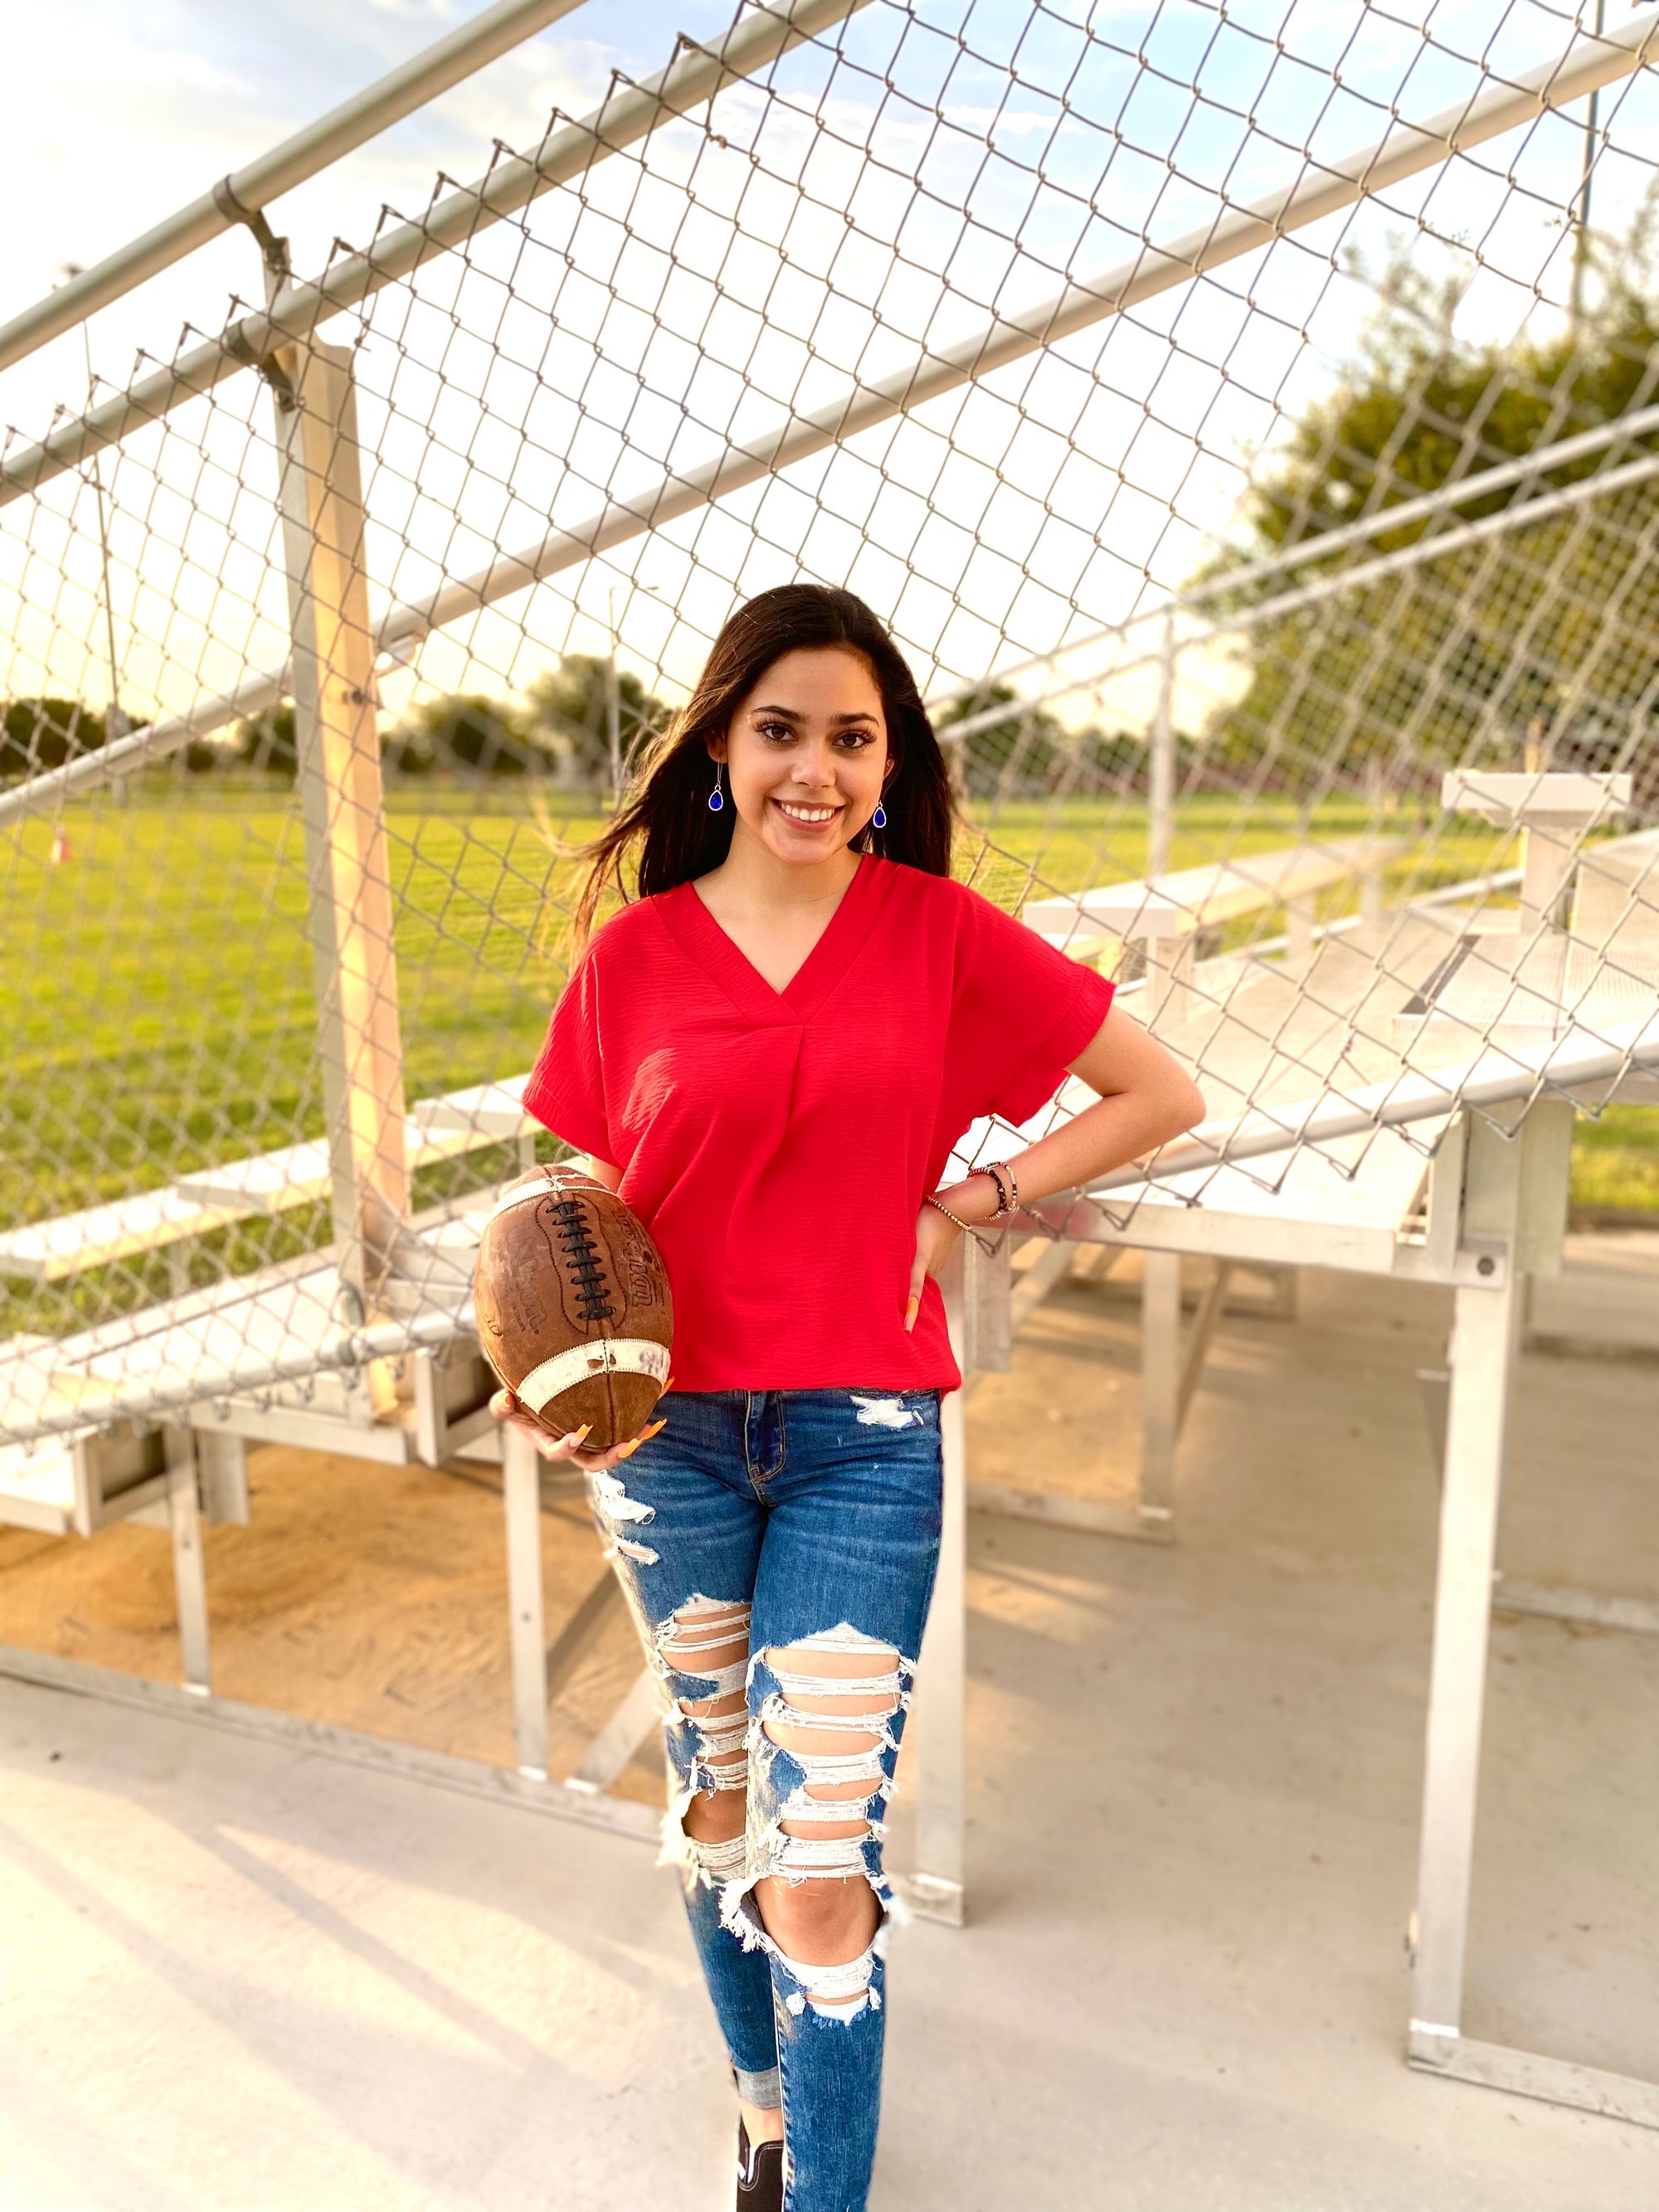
[640,1418,668,1441]
[615,1438,641,1459]
[904,1296,919,1332]
[663,1373,674,1393]
[572,1423,591,1442]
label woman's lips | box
[770,796,844,828]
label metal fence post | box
[1139,1248,1182,1539]
[1147,608,1177,879]
[1408,1108,1525,2049]
[503,1422,550,1777]
[909,1242,968,1924]
[275,338,411,1312]
[163,1426,212,1694]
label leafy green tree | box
[1,698,105,778]
[389,693,542,777]
[1214,228,1659,802]
[933,682,1069,800]
[523,654,669,790]
[231,703,299,778]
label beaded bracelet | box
[927,1162,1019,1233]
[924,1194,975,1233]
[981,1160,1019,1220]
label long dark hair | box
[569,585,955,947]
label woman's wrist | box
[932,1169,1005,1226]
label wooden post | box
[275,339,409,1309]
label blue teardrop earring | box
[708,761,725,813]
[871,796,888,831]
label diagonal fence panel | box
[2,0,1659,1446]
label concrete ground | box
[2,1260,1657,2210]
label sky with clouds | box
[3,1,1654,733]
[0,0,730,404]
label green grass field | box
[2,781,1653,1340]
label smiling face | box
[711,645,890,868]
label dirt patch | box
[0,1446,661,1804]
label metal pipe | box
[0,1302,468,1450]
[931,391,1659,720]
[606,585,622,813]
[933,440,1659,751]
[0,671,286,828]
[225,7,1659,683]
[0,11,1648,824]
[6,10,1657,824]
[1076,1019,1659,1199]
[1569,0,1610,331]
[9,1009,1658,1446]
[1146,608,1176,878]
[0,0,594,374]
[0,0,876,506]
[9,365,1658,831]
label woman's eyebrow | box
[748,703,879,726]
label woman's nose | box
[791,746,839,787]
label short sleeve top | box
[523,855,1113,1392]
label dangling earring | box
[708,761,725,813]
[872,795,888,830]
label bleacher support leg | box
[164,1427,211,1694]
[1408,1268,1519,2053]
[503,1423,550,1778]
[1139,1250,1180,1541]
[909,1244,967,1925]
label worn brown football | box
[471,1164,674,1451]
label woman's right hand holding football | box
[489,1388,664,1471]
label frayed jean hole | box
[761,1716,892,1765]
[849,1393,923,1429]
[762,1637,899,1676]
[590,1467,658,1528]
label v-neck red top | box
[523,856,1112,1392]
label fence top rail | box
[932,392,1659,722]
[4,3,1654,514]
[0,0,595,377]
[0,0,1651,834]
[0,0,873,508]
[937,443,1659,753]
[3,386,1657,837]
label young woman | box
[494,584,1204,2211]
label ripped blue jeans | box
[589,1386,943,2212]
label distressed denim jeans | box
[587,1385,944,2212]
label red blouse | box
[523,855,1112,1392]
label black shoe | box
[736,2116,784,2210]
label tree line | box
[0,654,669,790]
[3,660,1154,802]
[1209,215,1659,807]
[22,226,1657,811]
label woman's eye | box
[757,721,795,743]
[834,729,875,750]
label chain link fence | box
[3,0,1659,1448]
